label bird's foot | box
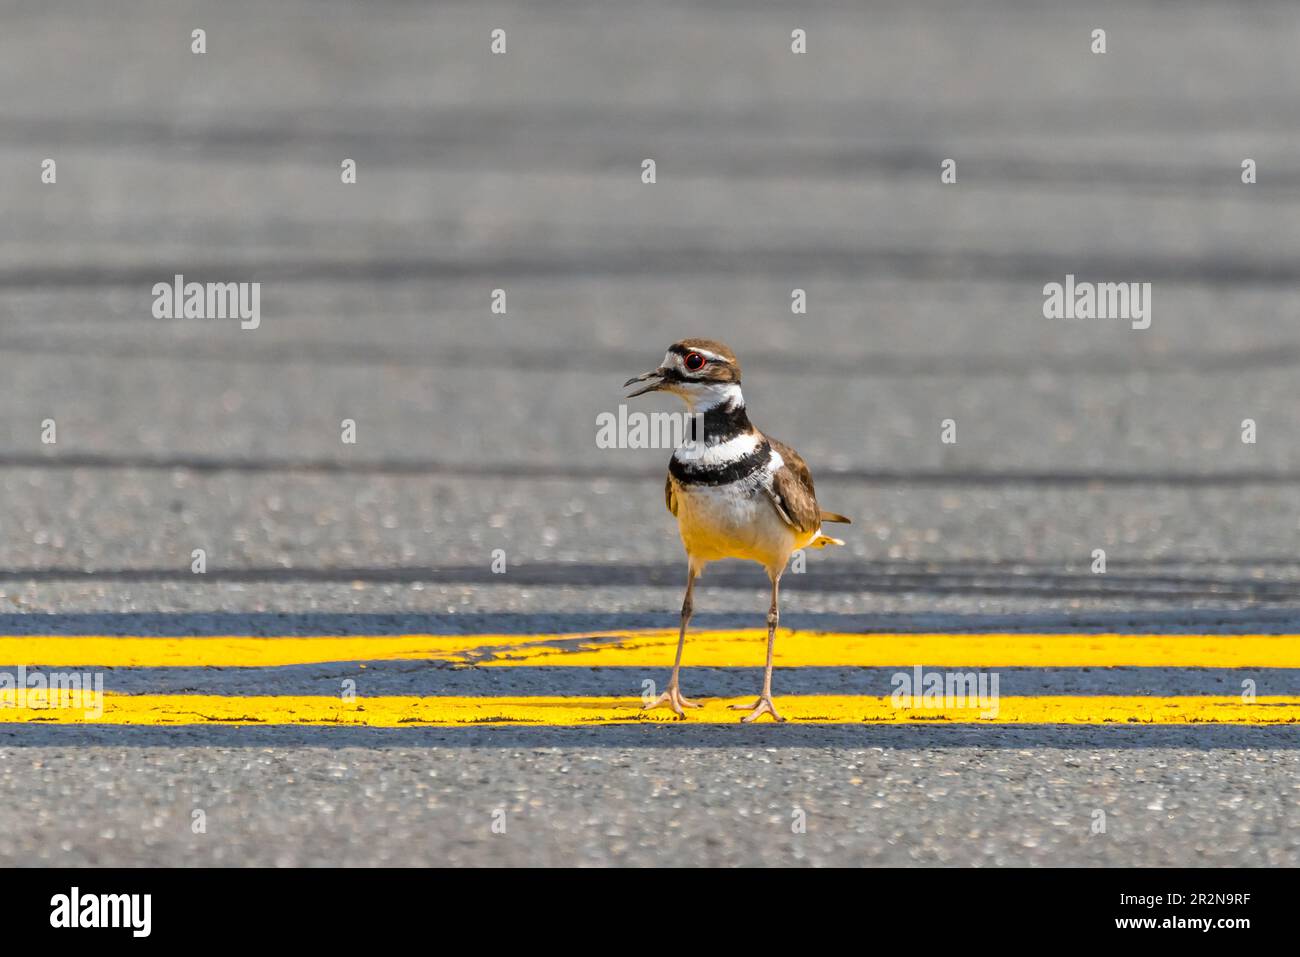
[734,696,785,723]
[642,684,702,718]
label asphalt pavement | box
[2,0,1299,867]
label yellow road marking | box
[469,631,1300,669]
[1,631,1298,668]
[1,693,1296,725]
[0,634,509,667]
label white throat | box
[681,382,744,413]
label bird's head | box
[623,338,742,411]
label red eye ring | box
[684,352,707,371]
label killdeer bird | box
[624,339,850,722]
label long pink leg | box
[643,566,702,717]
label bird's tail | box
[812,510,849,546]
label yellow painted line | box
[2,631,1299,668]
[0,634,516,668]
[470,631,1300,669]
[1,693,1297,725]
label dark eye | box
[684,352,706,372]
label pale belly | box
[673,479,805,571]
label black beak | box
[623,369,665,397]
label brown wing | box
[763,436,822,535]
[665,473,678,516]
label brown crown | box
[671,338,741,382]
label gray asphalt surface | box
[3,736,1298,867]
[3,0,1300,866]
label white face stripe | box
[658,348,742,412]
[664,347,729,371]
